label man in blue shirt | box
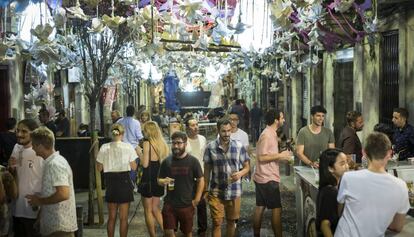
[392,108,414,160]
[203,118,250,237]
[117,105,143,148]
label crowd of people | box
[0,102,413,237]
[0,118,77,237]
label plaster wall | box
[405,9,414,125]
[322,52,335,132]
[290,74,303,137]
[358,37,380,141]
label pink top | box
[253,126,280,183]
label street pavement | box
[76,164,297,237]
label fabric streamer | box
[163,70,180,112]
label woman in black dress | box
[136,121,169,237]
[316,148,349,237]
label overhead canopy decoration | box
[249,0,376,81]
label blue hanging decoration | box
[163,70,180,112]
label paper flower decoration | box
[127,15,146,33]
[102,15,126,29]
[31,43,60,65]
[66,3,89,21]
[88,18,105,33]
[211,18,235,45]
[364,16,382,34]
[30,24,54,42]
[141,5,160,22]
[308,24,324,49]
[304,0,323,4]
[54,7,67,29]
[193,32,209,50]
[270,0,294,29]
[142,39,165,58]
[270,82,279,92]
[333,0,355,13]
[178,0,203,22]
[228,16,251,34]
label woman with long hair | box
[139,110,151,127]
[136,121,169,237]
[96,124,137,237]
[316,148,349,237]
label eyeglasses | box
[172,141,186,145]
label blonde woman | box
[139,110,151,126]
[136,121,169,237]
[96,124,137,237]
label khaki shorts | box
[208,194,241,225]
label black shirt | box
[55,117,70,137]
[250,107,263,127]
[158,154,203,208]
[44,120,57,135]
[316,185,339,236]
[0,131,16,165]
[393,124,414,160]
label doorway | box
[333,60,354,140]
[0,66,11,131]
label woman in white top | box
[96,124,137,237]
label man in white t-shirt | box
[228,112,249,151]
[26,127,78,237]
[335,132,410,237]
[8,119,44,237]
[185,117,207,236]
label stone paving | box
[77,165,297,237]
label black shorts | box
[138,181,165,198]
[254,181,281,209]
[105,172,134,203]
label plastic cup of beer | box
[168,180,175,191]
[289,155,295,166]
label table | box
[294,166,319,237]
[386,216,414,236]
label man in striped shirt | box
[203,118,250,237]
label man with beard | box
[253,109,293,237]
[392,108,414,161]
[203,118,250,237]
[296,105,335,168]
[158,132,204,237]
[184,118,207,236]
[337,111,364,164]
[8,119,44,237]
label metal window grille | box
[380,30,399,124]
